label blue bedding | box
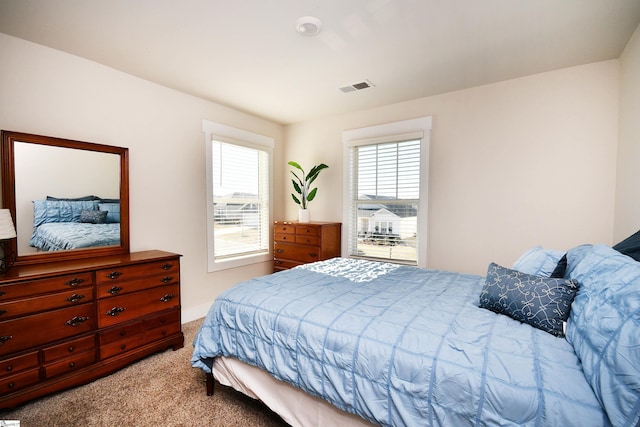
[29,222,120,251]
[192,257,618,426]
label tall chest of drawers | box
[0,250,183,409]
[273,221,341,272]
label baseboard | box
[181,301,211,324]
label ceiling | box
[1,0,640,125]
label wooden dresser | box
[0,250,183,409]
[273,221,341,272]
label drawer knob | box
[0,309,6,316]
[66,294,85,303]
[161,263,173,270]
[6,365,12,372]
[161,276,173,284]
[106,307,126,316]
[107,286,123,295]
[0,335,12,345]
[275,260,283,265]
[276,249,283,253]
[65,277,85,287]
[0,291,5,297]
[65,316,89,327]
[160,294,175,303]
[8,381,14,389]
[68,346,75,352]
[106,271,123,280]
[309,252,317,257]
[69,362,76,368]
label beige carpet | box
[0,318,289,427]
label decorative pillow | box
[512,246,565,277]
[549,253,567,278]
[566,244,640,426]
[612,229,640,262]
[33,200,100,227]
[79,209,108,224]
[480,263,579,337]
[46,195,99,201]
[98,203,120,223]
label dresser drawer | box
[43,350,96,379]
[99,321,144,345]
[0,304,95,357]
[0,351,39,377]
[295,235,320,246]
[43,335,96,363]
[273,259,303,271]
[97,284,180,328]
[295,225,320,236]
[144,309,181,342]
[0,272,93,303]
[274,242,320,263]
[100,328,144,359]
[0,367,40,395]
[274,233,295,243]
[0,288,94,321]
[274,223,295,235]
[96,259,180,298]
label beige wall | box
[285,60,620,275]
[615,23,640,241]
[0,33,285,322]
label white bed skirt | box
[213,356,377,427]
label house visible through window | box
[343,117,431,267]
[203,120,273,272]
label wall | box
[0,33,285,322]
[615,23,640,241]
[285,60,620,275]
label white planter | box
[298,209,310,223]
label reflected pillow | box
[47,195,99,201]
[512,246,565,277]
[480,262,578,337]
[79,209,108,224]
[612,229,640,262]
[98,203,120,223]
[33,199,100,226]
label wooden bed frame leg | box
[206,372,214,396]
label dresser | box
[273,221,341,272]
[0,250,183,409]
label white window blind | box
[212,141,269,260]
[349,140,421,264]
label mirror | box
[1,130,129,266]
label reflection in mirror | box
[14,142,121,255]
[1,130,129,266]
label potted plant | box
[288,161,329,222]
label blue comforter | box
[29,222,120,251]
[192,258,608,426]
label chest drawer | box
[0,351,39,377]
[0,272,93,303]
[97,284,180,328]
[274,223,295,235]
[96,259,180,298]
[0,367,40,395]
[99,321,145,359]
[43,335,96,363]
[0,304,95,357]
[0,288,93,321]
[274,242,319,263]
[295,225,320,237]
[44,350,96,379]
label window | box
[342,117,431,267]
[203,120,273,272]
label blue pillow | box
[98,202,120,223]
[480,263,578,337]
[33,199,100,226]
[79,209,108,224]
[566,244,640,427]
[512,246,565,277]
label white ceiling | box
[1,0,640,125]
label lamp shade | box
[0,209,17,239]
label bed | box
[29,198,120,250]
[191,242,640,427]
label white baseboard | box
[182,301,211,324]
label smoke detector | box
[295,16,323,36]
[339,80,375,93]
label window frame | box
[203,119,274,272]
[342,117,431,268]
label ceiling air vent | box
[339,80,375,93]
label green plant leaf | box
[307,187,318,202]
[288,161,303,172]
[291,193,301,206]
[306,163,329,183]
[291,179,302,195]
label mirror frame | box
[1,130,130,266]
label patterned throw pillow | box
[79,209,108,224]
[479,263,579,337]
